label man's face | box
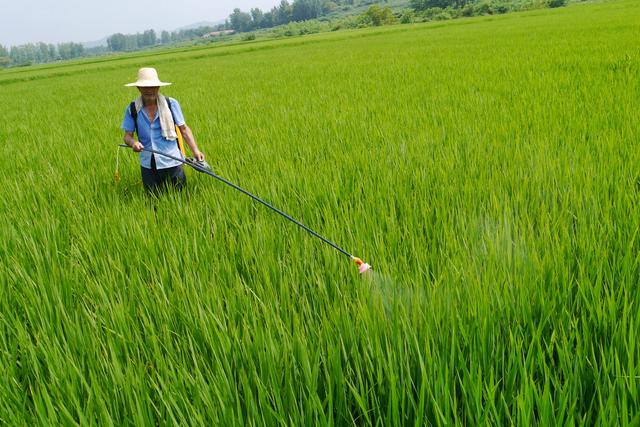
[138,86,159,103]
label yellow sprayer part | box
[114,145,121,183]
[176,126,187,157]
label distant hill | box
[175,20,226,31]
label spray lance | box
[117,144,372,274]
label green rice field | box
[1,0,639,424]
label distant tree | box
[250,8,264,28]
[74,43,84,58]
[161,30,171,44]
[57,43,71,60]
[36,42,53,62]
[261,11,275,28]
[57,42,83,60]
[322,1,338,14]
[275,0,293,24]
[400,8,415,23]
[0,44,10,67]
[107,33,126,51]
[141,29,156,46]
[230,8,253,32]
[362,5,397,25]
[292,0,322,21]
[124,35,138,51]
[9,44,38,65]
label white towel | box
[134,94,178,141]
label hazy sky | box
[0,0,281,47]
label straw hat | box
[125,67,172,87]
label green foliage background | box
[1,0,639,424]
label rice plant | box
[1,0,639,424]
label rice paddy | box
[1,0,639,424]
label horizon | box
[0,0,280,48]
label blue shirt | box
[121,97,186,169]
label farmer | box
[122,67,205,193]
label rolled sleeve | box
[168,98,186,127]
[121,105,135,132]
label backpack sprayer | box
[116,144,372,275]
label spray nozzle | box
[353,257,372,274]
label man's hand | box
[132,141,144,152]
[193,150,205,161]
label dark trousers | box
[141,155,186,194]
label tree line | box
[227,0,361,32]
[106,26,222,52]
[0,26,220,67]
[226,0,567,32]
[0,42,85,67]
